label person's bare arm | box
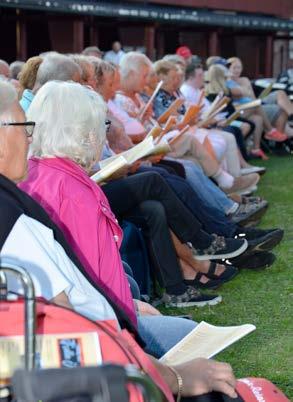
[51,291,73,310]
[238,77,256,99]
[148,356,238,399]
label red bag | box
[236,378,290,402]
[0,298,174,402]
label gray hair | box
[35,54,82,87]
[82,46,103,58]
[163,54,186,68]
[27,81,107,169]
[119,52,151,81]
[0,59,10,78]
[10,61,25,79]
[0,79,17,119]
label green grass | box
[162,156,293,398]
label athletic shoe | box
[191,235,247,261]
[230,201,268,225]
[264,128,288,142]
[220,251,276,270]
[162,286,222,308]
[241,166,266,175]
[221,173,260,194]
[237,186,258,196]
[235,228,284,252]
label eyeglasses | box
[105,119,111,133]
[0,121,35,137]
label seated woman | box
[0,79,238,400]
[226,57,288,157]
[113,52,257,193]
[153,59,257,183]
[206,63,268,161]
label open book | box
[92,137,171,183]
[160,321,255,365]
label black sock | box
[166,283,187,295]
[288,114,293,122]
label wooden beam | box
[265,35,273,77]
[73,19,84,53]
[144,25,155,60]
[208,31,219,56]
[16,9,27,60]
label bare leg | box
[239,121,251,137]
[255,106,273,132]
[274,110,288,133]
[171,232,225,281]
[276,90,293,116]
[245,113,263,149]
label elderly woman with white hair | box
[20,80,136,323]
[0,80,240,400]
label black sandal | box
[184,273,222,289]
[205,262,238,282]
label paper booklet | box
[94,136,171,183]
[160,321,256,366]
[258,82,274,100]
[235,99,261,112]
[91,155,128,183]
[0,332,102,379]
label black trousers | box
[102,172,212,291]
[122,200,184,290]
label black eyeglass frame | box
[0,121,35,137]
[105,119,111,133]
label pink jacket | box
[20,157,136,325]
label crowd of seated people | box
[0,44,289,400]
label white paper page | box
[123,136,154,165]
[160,321,256,366]
[91,156,127,183]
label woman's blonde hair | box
[227,57,242,67]
[27,81,107,170]
[205,64,229,95]
[18,56,43,90]
[153,59,177,77]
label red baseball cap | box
[176,46,192,59]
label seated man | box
[0,78,238,401]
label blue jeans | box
[180,159,234,214]
[138,315,197,358]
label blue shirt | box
[226,80,252,105]
[20,89,35,112]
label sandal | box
[205,262,238,282]
[184,273,222,290]
[250,149,269,160]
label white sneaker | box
[241,166,266,175]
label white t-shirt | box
[104,50,125,65]
[2,214,117,323]
[180,83,227,121]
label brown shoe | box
[221,173,260,195]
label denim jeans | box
[137,315,197,358]
[179,159,234,214]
